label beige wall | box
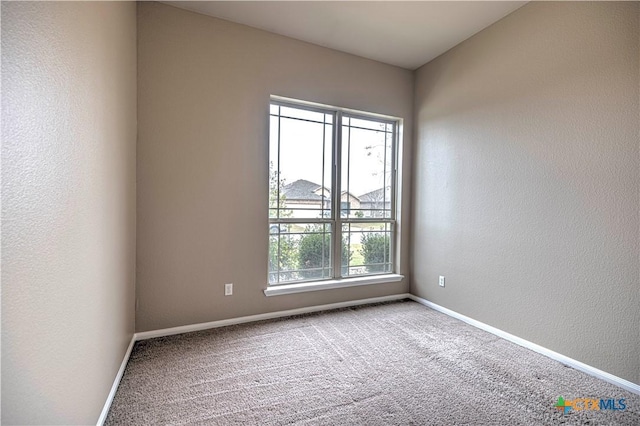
[136,2,413,332]
[1,2,137,424]
[5,3,635,422]
[412,2,639,384]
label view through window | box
[269,100,397,285]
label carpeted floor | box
[106,300,639,425]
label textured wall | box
[1,2,137,424]
[412,2,639,384]
[136,2,413,332]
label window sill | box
[263,274,404,297]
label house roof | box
[282,179,325,201]
[283,179,364,202]
[359,188,387,202]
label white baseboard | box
[97,334,136,426]
[135,293,412,341]
[407,294,640,396]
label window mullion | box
[276,107,281,220]
[332,111,342,279]
[391,123,397,273]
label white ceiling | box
[162,1,527,70]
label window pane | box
[349,117,389,132]
[269,105,333,219]
[280,106,325,123]
[341,222,392,277]
[268,223,333,284]
[269,100,398,286]
[269,115,281,218]
[341,117,393,219]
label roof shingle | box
[282,179,325,201]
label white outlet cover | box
[224,283,233,296]
[439,276,445,287]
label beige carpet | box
[106,300,639,425]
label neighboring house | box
[281,179,330,216]
[359,187,392,218]
[282,179,361,217]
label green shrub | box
[269,234,298,282]
[299,226,351,279]
[298,228,330,279]
[361,233,390,273]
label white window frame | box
[265,96,404,296]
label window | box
[268,98,399,286]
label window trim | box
[268,96,401,289]
[264,274,404,297]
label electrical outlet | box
[439,276,445,287]
[224,283,233,296]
